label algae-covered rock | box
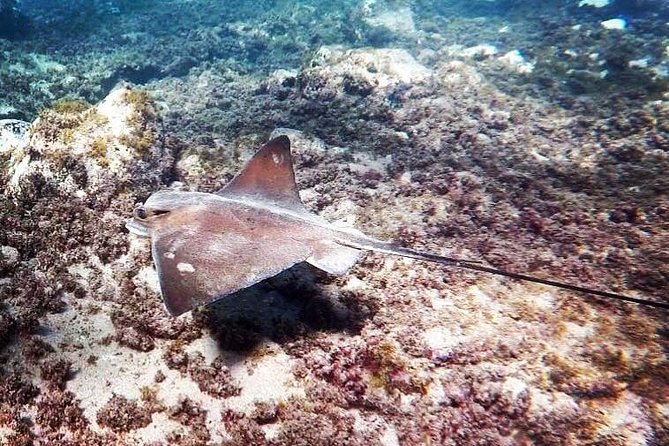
[0,4,667,440]
[6,85,171,199]
[0,84,184,442]
[304,46,431,98]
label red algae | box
[0,4,667,442]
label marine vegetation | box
[0,0,667,444]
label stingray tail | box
[442,258,667,310]
[341,237,669,310]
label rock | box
[304,46,431,98]
[5,85,173,198]
[270,128,327,154]
[361,3,417,37]
[0,245,19,271]
[0,119,30,154]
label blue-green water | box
[2,0,668,120]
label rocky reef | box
[0,1,667,445]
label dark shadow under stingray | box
[193,263,372,352]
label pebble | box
[0,246,20,269]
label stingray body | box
[127,136,667,316]
[127,135,416,316]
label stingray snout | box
[125,218,150,237]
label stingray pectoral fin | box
[151,227,313,316]
[307,240,362,275]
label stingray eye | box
[134,206,147,219]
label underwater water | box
[1,0,668,444]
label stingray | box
[126,136,668,316]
